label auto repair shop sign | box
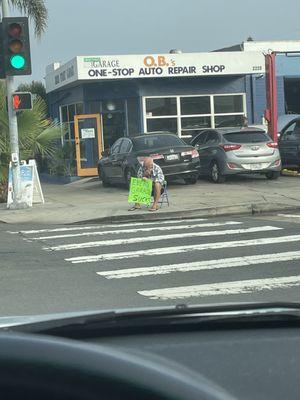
[78,51,265,80]
[46,51,265,92]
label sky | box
[10,0,300,85]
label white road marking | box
[65,228,294,264]
[96,250,300,279]
[277,214,300,218]
[31,221,242,240]
[45,226,281,252]
[7,218,207,235]
[137,275,300,300]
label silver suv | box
[191,128,281,183]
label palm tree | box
[0,82,65,201]
[17,81,47,104]
[7,0,48,37]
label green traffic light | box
[10,54,25,69]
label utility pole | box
[1,0,28,209]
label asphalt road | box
[1,212,300,316]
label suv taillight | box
[267,142,278,148]
[220,144,242,152]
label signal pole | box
[1,0,28,209]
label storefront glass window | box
[181,116,211,130]
[146,97,177,116]
[214,95,243,113]
[102,112,126,148]
[61,106,68,122]
[59,102,84,141]
[215,114,245,128]
[147,118,178,133]
[69,122,75,140]
[180,96,210,115]
[127,98,140,136]
[144,94,245,137]
[76,103,83,115]
[68,104,76,122]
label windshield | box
[1,0,300,322]
[132,134,186,150]
[224,131,270,143]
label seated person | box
[129,157,165,212]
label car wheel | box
[266,171,280,180]
[184,175,198,184]
[209,161,225,183]
[99,167,110,187]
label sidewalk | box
[1,174,300,225]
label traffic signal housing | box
[12,92,32,111]
[2,17,31,76]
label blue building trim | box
[251,75,286,123]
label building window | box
[214,115,245,128]
[146,97,177,116]
[180,96,210,115]
[127,97,140,136]
[143,94,246,139]
[147,117,178,133]
[59,102,84,141]
[213,95,245,128]
[214,95,243,113]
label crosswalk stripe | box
[137,275,300,300]
[7,218,207,235]
[31,221,242,240]
[45,226,281,252]
[96,250,300,279]
[66,232,300,263]
[277,214,300,218]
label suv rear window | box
[132,134,185,150]
[224,131,269,143]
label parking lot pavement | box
[0,174,300,225]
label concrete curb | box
[72,202,300,225]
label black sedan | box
[98,132,200,187]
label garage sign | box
[46,51,265,92]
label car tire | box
[99,167,110,187]
[265,171,280,180]
[184,175,198,184]
[209,161,226,183]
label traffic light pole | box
[1,0,28,209]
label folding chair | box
[157,180,169,208]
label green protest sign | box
[128,177,152,205]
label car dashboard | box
[84,325,300,400]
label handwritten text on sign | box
[128,177,152,205]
